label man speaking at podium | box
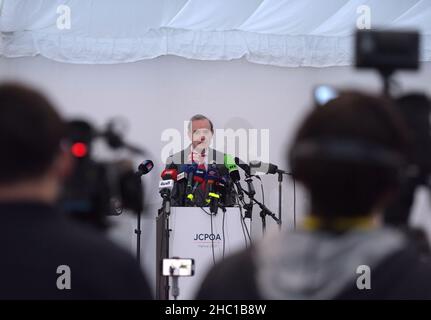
[165,114,235,207]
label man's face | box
[188,119,213,151]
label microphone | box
[176,164,188,183]
[235,157,251,176]
[136,160,154,177]
[216,176,227,198]
[159,180,175,196]
[249,160,288,175]
[172,165,188,206]
[206,163,219,194]
[236,158,256,203]
[224,154,244,201]
[185,163,198,191]
[184,163,198,205]
[206,163,221,213]
[159,168,177,215]
[190,165,206,194]
[161,168,178,181]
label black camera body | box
[355,29,420,72]
[59,119,144,230]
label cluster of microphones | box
[155,154,287,218]
[158,155,234,215]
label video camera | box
[59,118,145,230]
[355,29,420,96]
[315,29,421,105]
[314,29,430,227]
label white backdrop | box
[2,55,431,295]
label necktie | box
[197,163,207,191]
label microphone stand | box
[255,197,280,234]
[161,189,172,216]
[241,186,280,235]
[159,187,172,299]
[276,170,294,230]
[133,172,144,267]
[243,174,256,222]
[277,172,283,230]
[135,205,142,267]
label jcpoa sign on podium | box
[167,207,251,300]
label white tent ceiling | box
[1,0,430,67]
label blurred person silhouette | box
[196,91,431,299]
[0,83,152,299]
[384,93,431,256]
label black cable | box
[238,196,247,247]
[236,181,254,245]
[200,207,213,216]
[210,208,216,266]
[237,194,249,248]
[242,215,252,245]
[222,210,226,260]
[200,205,226,261]
[238,195,252,246]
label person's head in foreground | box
[0,83,71,202]
[0,83,152,299]
[197,91,431,300]
[289,91,407,228]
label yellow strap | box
[303,215,375,231]
[208,192,220,199]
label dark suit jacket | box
[0,201,152,300]
[165,146,235,207]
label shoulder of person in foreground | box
[195,246,262,300]
[336,237,431,300]
[55,217,153,300]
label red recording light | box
[71,142,88,158]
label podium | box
[156,206,250,300]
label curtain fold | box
[1,0,430,67]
